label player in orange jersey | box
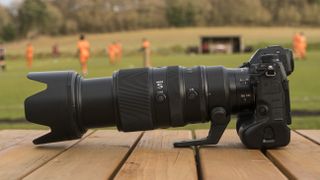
[107,43,116,65]
[293,33,301,59]
[25,43,34,68]
[298,32,307,60]
[293,32,307,60]
[77,34,90,75]
[114,41,122,63]
[141,38,151,67]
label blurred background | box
[0,0,319,129]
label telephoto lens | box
[25,46,294,149]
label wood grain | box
[114,130,197,180]
[196,129,286,180]
[24,130,141,180]
[296,130,320,145]
[267,131,320,179]
[0,130,92,180]
[0,129,318,180]
[0,130,44,151]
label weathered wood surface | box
[24,130,141,180]
[115,130,197,180]
[195,130,286,180]
[0,130,93,180]
[296,130,320,144]
[0,129,318,180]
[0,130,43,151]
[267,131,320,180]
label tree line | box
[1,0,320,42]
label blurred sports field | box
[1,27,320,129]
[5,27,320,56]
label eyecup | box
[25,71,86,144]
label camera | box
[25,45,294,149]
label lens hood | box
[24,71,86,144]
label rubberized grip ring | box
[116,68,153,131]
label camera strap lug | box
[174,107,230,147]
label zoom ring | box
[116,68,153,131]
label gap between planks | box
[114,130,198,180]
[0,130,94,180]
[23,130,142,180]
[20,130,96,179]
[195,129,286,180]
[266,130,320,179]
[0,130,45,152]
[294,129,320,145]
[108,131,144,179]
[1,129,319,180]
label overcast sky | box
[0,0,23,7]
[0,0,10,6]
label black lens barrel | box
[80,77,116,128]
[25,66,254,144]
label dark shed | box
[200,36,241,54]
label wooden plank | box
[196,129,286,180]
[114,130,197,180]
[0,130,44,151]
[296,130,320,145]
[267,131,320,179]
[24,130,141,180]
[0,130,92,180]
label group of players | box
[0,32,308,73]
[77,34,151,75]
[0,34,152,75]
[78,34,125,75]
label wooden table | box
[0,129,319,180]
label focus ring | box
[116,68,153,131]
[167,66,185,126]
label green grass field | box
[1,27,320,129]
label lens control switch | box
[156,93,166,103]
[187,88,198,100]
